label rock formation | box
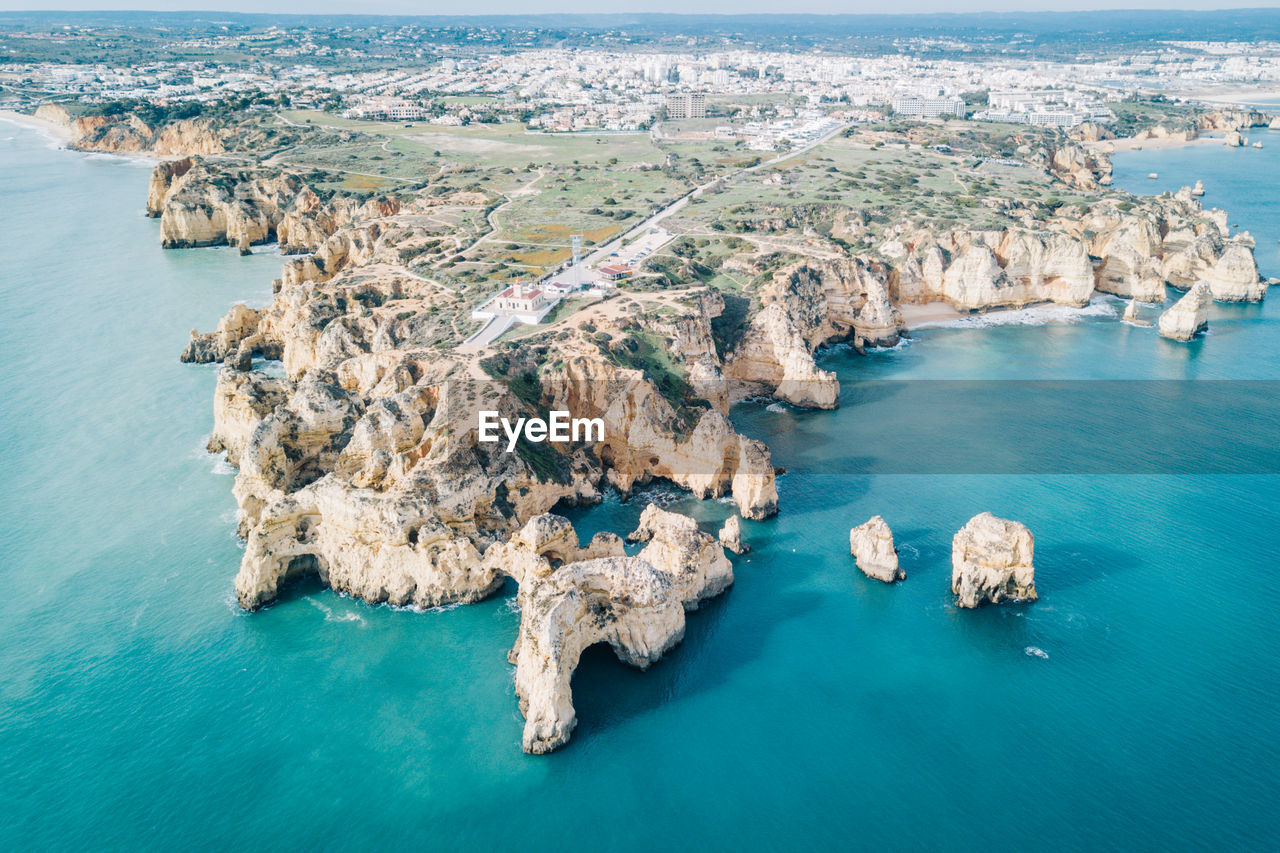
[951,512,1037,608]
[719,515,749,554]
[626,504,735,609]
[1199,110,1271,132]
[179,202,778,615]
[511,506,732,753]
[880,190,1267,310]
[1047,141,1113,189]
[1158,282,1212,341]
[1224,131,1246,147]
[849,515,904,583]
[1122,299,1152,327]
[723,257,902,408]
[33,103,232,156]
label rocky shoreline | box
[30,103,1274,752]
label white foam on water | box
[639,488,685,508]
[912,296,1119,330]
[1024,646,1050,659]
[765,402,789,413]
[426,601,465,614]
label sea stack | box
[237,232,252,255]
[1192,179,1205,196]
[719,516,749,555]
[951,512,1037,608]
[1158,282,1212,341]
[1224,130,1245,147]
[1122,299,1153,326]
[849,515,904,583]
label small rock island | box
[951,513,1038,608]
[849,515,904,583]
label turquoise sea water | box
[2,121,1278,851]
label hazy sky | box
[1,1,1278,14]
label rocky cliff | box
[34,104,231,156]
[147,158,398,252]
[883,190,1266,311]
[723,257,902,408]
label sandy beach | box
[1175,85,1280,107]
[898,301,964,328]
[0,109,74,143]
[1096,134,1223,153]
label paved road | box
[555,120,854,288]
[459,313,515,353]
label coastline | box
[0,110,158,164]
[1093,134,1223,153]
[0,109,74,144]
[901,296,1120,331]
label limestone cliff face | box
[723,257,902,409]
[1162,236,1262,301]
[885,192,1268,312]
[207,368,290,466]
[934,231,1094,310]
[891,228,1094,311]
[724,303,840,408]
[1131,126,1197,143]
[951,512,1037,608]
[1069,122,1114,143]
[719,515,748,554]
[146,157,195,216]
[154,159,346,250]
[1198,110,1271,131]
[510,506,731,753]
[544,354,778,520]
[58,110,228,156]
[1089,216,1167,302]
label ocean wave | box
[765,401,789,413]
[204,449,235,476]
[638,488,687,508]
[911,296,1119,330]
[307,597,367,624]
